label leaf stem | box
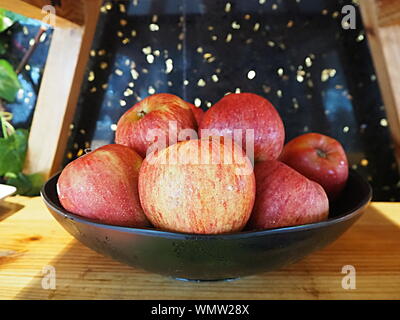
[0,111,14,138]
[0,114,7,138]
[16,26,46,74]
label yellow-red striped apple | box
[57,144,149,227]
[115,93,197,157]
[199,93,285,162]
[247,160,329,230]
[138,137,256,234]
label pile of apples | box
[57,93,348,234]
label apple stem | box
[316,149,327,158]
[137,110,147,118]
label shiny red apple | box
[188,102,204,126]
[279,133,349,199]
[138,137,256,234]
[57,144,149,227]
[115,93,197,157]
[199,93,285,162]
[247,160,329,230]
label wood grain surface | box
[0,197,399,300]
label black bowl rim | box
[41,170,372,240]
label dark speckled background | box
[5,0,400,201]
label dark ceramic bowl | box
[41,170,371,281]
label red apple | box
[115,93,197,158]
[279,133,348,199]
[199,93,285,162]
[247,160,329,230]
[57,144,149,227]
[138,137,256,234]
[188,102,204,126]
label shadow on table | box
[0,200,24,222]
[14,205,400,300]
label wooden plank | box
[360,0,400,164]
[23,0,85,26]
[24,0,102,177]
[0,197,399,299]
[0,0,79,29]
[377,0,400,27]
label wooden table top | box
[0,196,399,300]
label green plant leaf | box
[0,40,6,55]
[0,9,29,25]
[5,172,44,196]
[0,10,13,32]
[0,59,21,102]
[0,128,28,175]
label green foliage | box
[0,41,6,55]
[0,59,21,102]
[4,172,45,196]
[0,10,43,196]
[0,128,28,175]
[0,127,44,196]
[0,9,21,101]
[0,8,29,25]
[0,10,13,33]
